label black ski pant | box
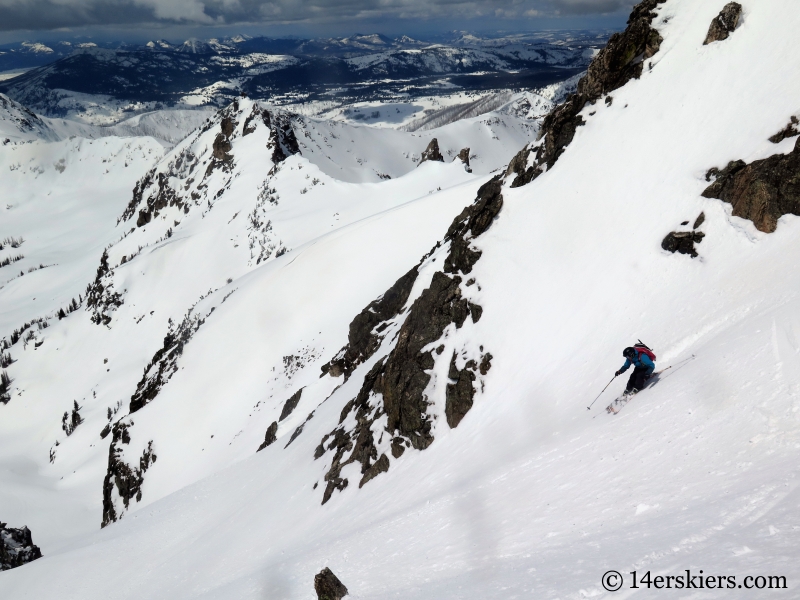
[626,367,650,393]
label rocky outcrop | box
[701,138,800,233]
[320,266,419,380]
[769,116,799,144]
[446,351,492,428]
[129,309,205,414]
[506,0,666,188]
[1,522,42,571]
[279,388,303,421]
[257,421,278,451]
[315,177,499,504]
[101,428,157,527]
[120,100,300,230]
[456,147,472,172]
[268,111,301,163]
[419,138,444,164]
[703,2,742,45]
[314,567,348,600]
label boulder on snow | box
[419,138,444,165]
[314,567,348,600]
[661,230,705,257]
[703,2,742,45]
[1,522,42,571]
[701,137,800,233]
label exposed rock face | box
[702,138,800,233]
[279,388,303,421]
[769,116,799,144]
[212,128,233,162]
[315,177,499,504]
[101,429,157,527]
[257,421,278,451]
[456,147,472,172]
[129,309,205,414]
[314,567,348,600]
[446,351,492,428]
[320,267,419,380]
[703,2,742,45]
[119,101,299,229]
[1,522,42,571]
[506,0,666,188]
[419,138,444,164]
[444,176,503,274]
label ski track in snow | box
[2,1,800,597]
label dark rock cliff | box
[315,178,499,504]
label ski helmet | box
[623,347,635,359]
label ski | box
[605,370,664,415]
[605,355,696,415]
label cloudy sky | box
[0,0,634,40]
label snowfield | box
[1,0,800,598]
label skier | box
[615,344,656,396]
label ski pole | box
[587,375,616,410]
[649,354,695,379]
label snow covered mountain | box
[0,93,58,143]
[0,34,595,123]
[3,0,800,597]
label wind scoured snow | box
[1,1,800,598]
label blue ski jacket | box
[619,352,655,376]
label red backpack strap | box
[636,347,656,361]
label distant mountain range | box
[0,31,605,122]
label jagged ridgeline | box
[506,0,666,187]
[98,97,300,526]
[86,98,299,328]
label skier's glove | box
[615,370,621,377]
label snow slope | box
[0,135,164,334]
[2,1,800,598]
[293,110,537,182]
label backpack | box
[634,340,656,361]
